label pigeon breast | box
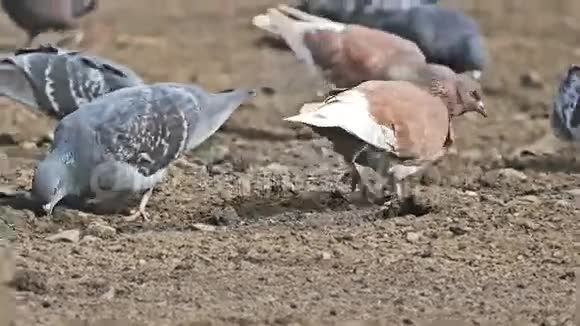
[355,80,451,160]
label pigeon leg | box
[353,162,385,204]
[390,176,414,202]
[349,163,360,192]
[24,32,37,48]
[123,188,153,222]
[350,143,368,192]
[389,175,404,200]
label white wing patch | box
[284,89,397,151]
[43,61,60,113]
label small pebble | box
[86,221,116,239]
[236,177,252,197]
[80,235,100,244]
[498,168,527,181]
[520,71,544,88]
[46,229,80,243]
[449,225,468,236]
[518,195,540,204]
[192,223,217,232]
[566,188,580,196]
[464,191,478,197]
[554,200,572,209]
[319,251,332,260]
[19,141,37,150]
[210,206,241,226]
[406,232,421,243]
[100,287,115,301]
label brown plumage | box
[284,75,486,204]
[253,4,427,88]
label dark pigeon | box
[299,4,487,78]
[1,0,97,46]
[551,64,580,142]
[31,83,255,220]
[0,44,143,119]
[297,0,437,21]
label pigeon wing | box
[94,88,193,177]
[1,48,143,118]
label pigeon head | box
[428,74,485,118]
[31,155,75,215]
[454,74,486,117]
[562,64,580,91]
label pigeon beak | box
[41,194,64,216]
[476,101,487,117]
[42,202,56,215]
[471,70,482,81]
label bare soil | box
[0,0,578,325]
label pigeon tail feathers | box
[285,90,395,151]
[186,87,255,150]
[253,7,344,66]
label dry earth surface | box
[0,0,578,325]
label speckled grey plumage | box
[551,64,580,142]
[1,0,97,45]
[31,83,255,217]
[297,0,437,21]
[0,45,143,119]
[300,4,487,75]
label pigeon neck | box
[429,79,461,118]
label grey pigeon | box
[0,44,143,120]
[297,0,437,21]
[31,83,255,220]
[301,4,487,78]
[551,64,580,142]
[1,0,97,47]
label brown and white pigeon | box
[1,0,97,47]
[551,64,580,142]
[253,4,427,88]
[284,76,486,204]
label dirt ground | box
[0,0,578,325]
